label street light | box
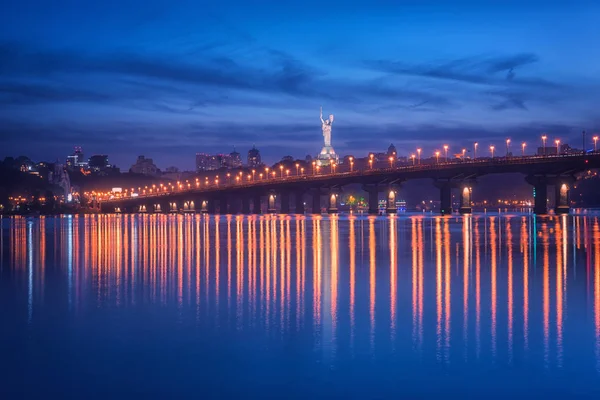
[417,148,422,164]
[555,139,560,155]
[331,162,336,174]
[542,135,547,156]
[506,138,511,157]
[521,142,526,156]
[410,154,416,165]
[594,136,598,152]
[369,153,374,169]
[295,163,299,176]
[312,161,316,175]
[490,145,495,158]
[462,148,466,160]
[474,142,478,160]
[286,169,290,177]
[349,156,354,172]
[252,169,256,180]
[389,156,394,168]
[279,165,284,178]
[265,167,270,178]
[435,151,440,164]
[301,167,304,175]
[443,145,449,162]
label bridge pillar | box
[526,176,549,215]
[218,196,228,214]
[157,202,169,213]
[252,194,262,214]
[459,185,473,214]
[439,185,453,215]
[280,191,291,214]
[183,200,195,213]
[201,200,209,214]
[327,190,339,214]
[268,192,277,213]
[228,197,240,214]
[386,185,398,214]
[169,201,179,213]
[207,199,216,214]
[295,191,305,214]
[362,185,382,215]
[311,189,321,214]
[241,197,251,214]
[554,180,573,214]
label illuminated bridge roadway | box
[100,153,600,215]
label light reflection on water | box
[1,213,600,397]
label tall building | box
[196,153,221,171]
[66,146,87,169]
[229,148,242,168]
[88,155,110,171]
[129,155,160,176]
[247,145,262,167]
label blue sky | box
[1,0,599,169]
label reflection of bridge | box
[101,154,600,215]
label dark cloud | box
[364,53,558,89]
[0,82,113,104]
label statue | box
[320,106,334,147]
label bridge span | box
[100,153,600,215]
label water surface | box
[1,213,600,398]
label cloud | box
[364,53,558,89]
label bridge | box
[99,153,600,215]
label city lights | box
[490,145,495,158]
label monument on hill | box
[316,106,339,166]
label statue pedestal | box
[316,146,339,167]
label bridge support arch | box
[459,184,473,214]
[201,200,209,214]
[268,192,277,213]
[554,177,575,214]
[386,185,398,214]
[327,189,339,214]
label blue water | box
[1,213,600,398]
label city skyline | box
[1,1,599,169]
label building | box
[228,148,243,168]
[66,146,88,169]
[247,145,262,168]
[129,155,160,176]
[536,143,579,156]
[387,143,397,157]
[88,155,110,172]
[196,153,223,171]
